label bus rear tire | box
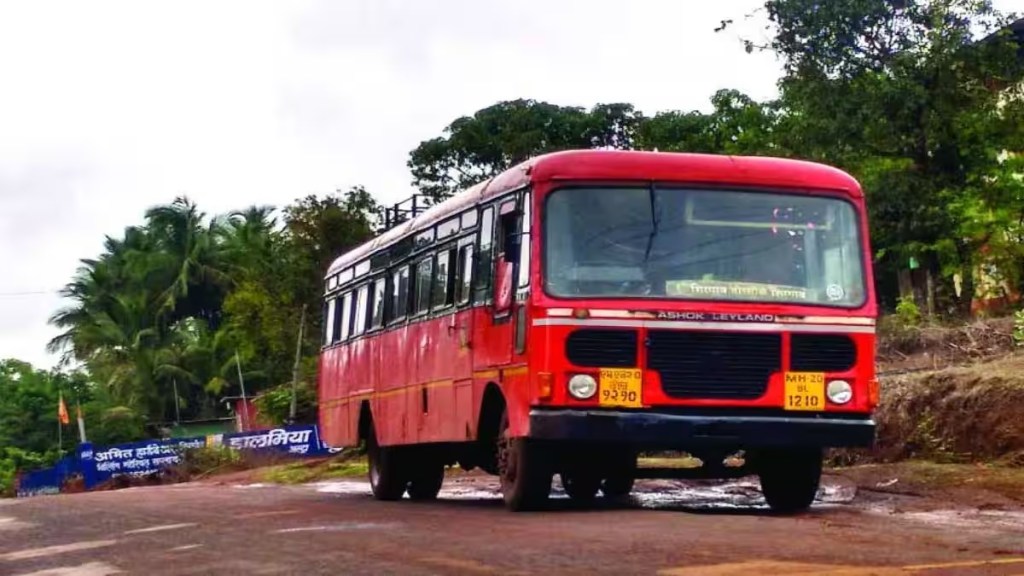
[367,423,408,501]
[758,449,822,514]
[497,410,552,511]
[407,461,445,501]
[601,450,637,499]
[561,472,601,503]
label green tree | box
[283,186,380,342]
[47,188,380,430]
[0,360,62,454]
[638,89,782,155]
[726,0,1024,315]
[408,99,643,200]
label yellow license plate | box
[784,372,825,411]
[599,368,643,408]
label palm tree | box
[144,196,232,327]
[220,205,279,280]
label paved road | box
[2,474,1024,575]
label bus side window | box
[457,244,474,305]
[353,284,369,337]
[493,206,520,314]
[475,206,495,302]
[324,297,337,345]
[517,192,531,290]
[432,247,457,309]
[371,277,386,329]
[390,266,409,323]
[339,291,353,341]
[415,257,433,314]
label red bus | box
[318,150,877,512]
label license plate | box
[783,372,825,411]
[599,368,643,408]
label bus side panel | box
[403,312,469,444]
[316,352,334,445]
[367,323,385,443]
[501,371,532,438]
[450,307,476,441]
[377,323,414,446]
[347,335,371,438]
[412,317,432,443]
[318,347,354,448]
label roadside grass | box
[824,353,1024,467]
[638,455,704,469]
[259,456,368,484]
[832,460,1024,503]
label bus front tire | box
[757,449,822,514]
[497,411,552,511]
[367,425,408,501]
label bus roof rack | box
[383,194,434,232]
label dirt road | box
[2,473,1023,575]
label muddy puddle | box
[308,476,856,512]
[301,475,1024,534]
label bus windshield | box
[544,187,866,307]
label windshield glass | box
[544,187,866,307]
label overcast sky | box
[1,0,1017,370]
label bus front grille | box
[647,331,781,400]
[790,334,857,372]
[565,329,638,368]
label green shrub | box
[895,296,922,327]
[176,445,243,477]
[1013,309,1024,347]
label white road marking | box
[0,540,118,562]
[123,523,196,535]
[0,516,37,531]
[237,510,299,519]
[274,522,400,533]
[169,544,202,552]
[12,561,123,576]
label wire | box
[0,290,60,297]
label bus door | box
[472,196,522,370]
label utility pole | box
[173,379,182,425]
[289,304,307,423]
[76,399,87,443]
[235,350,248,431]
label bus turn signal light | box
[537,372,553,401]
[868,378,880,408]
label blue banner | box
[81,437,208,487]
[15,456,78,498]
[14,424,336,498]
[219,424,331,456]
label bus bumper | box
[528,409,875,449]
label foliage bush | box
[0,447,61,497]
[895,296,923,327]
[1013,309,1024,347]
[252,381,318,425]
[176,445,244,477]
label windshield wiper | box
[643,183,658,263]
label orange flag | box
[58,394,70,425]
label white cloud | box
[3,0,1014,368]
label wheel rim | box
[497,414,517,489]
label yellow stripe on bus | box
[321,367,530,407]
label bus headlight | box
[568,374,598,400]
[827,380,853,405]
